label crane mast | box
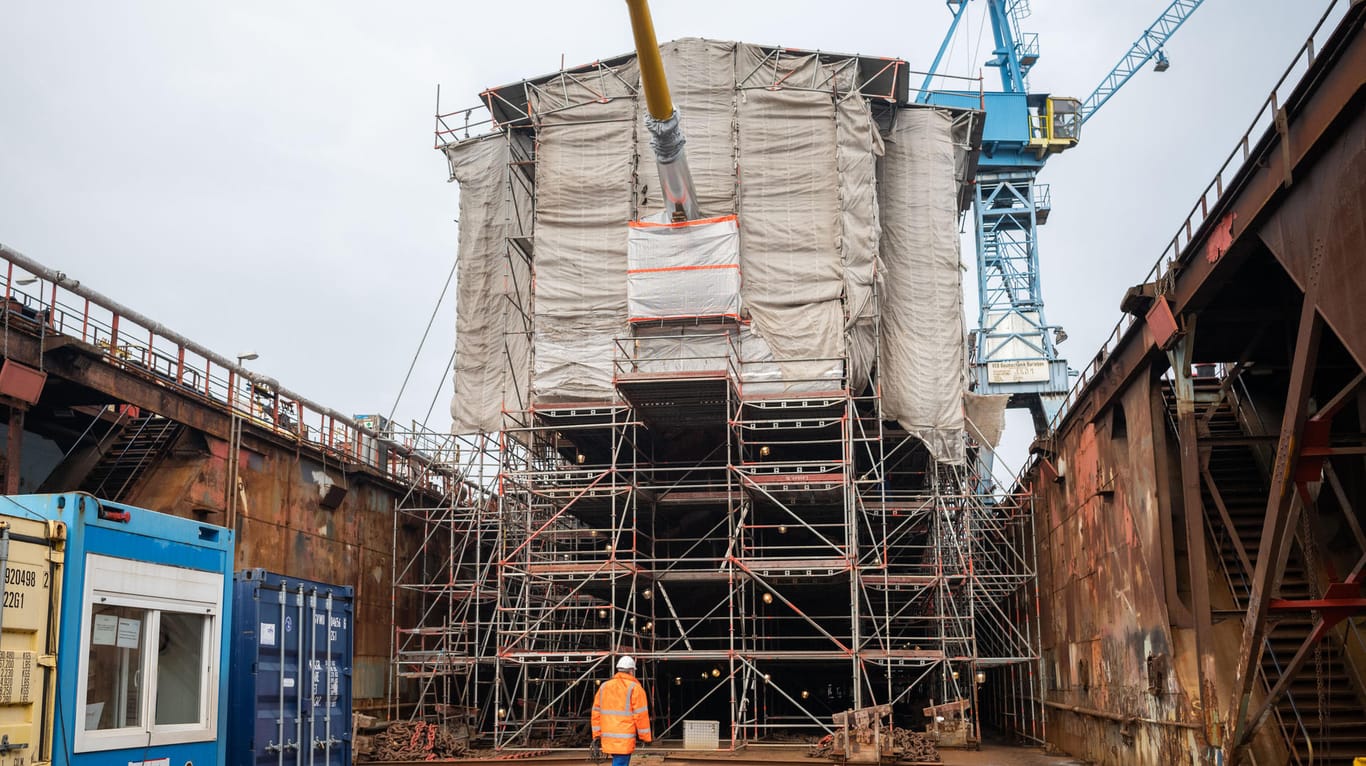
[919,0,1203,434]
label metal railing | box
[435,56,985,151]
[1038,0,1351,442]
[1,242,456,495]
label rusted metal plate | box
[1030,375,1216,764]
[1144,299,1180,351]
[1257,109,1366,372]
[0,358,46,404]
[1204,213,1237,265]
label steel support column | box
[5,406,23,494]
[1226,253,1324,763]
[1150,378,1195,627]
[1166,328,1218,743]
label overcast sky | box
[0,1,1331,472]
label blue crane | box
[918,0,1205,434]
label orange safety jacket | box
[591,672,652,754]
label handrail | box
[1,242,456,495]
[1035,0,1351,444]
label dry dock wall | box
[1024,3,1366,761]
[1029,374,1285,765]
[114,430,414,709]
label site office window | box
[74,554,222,752]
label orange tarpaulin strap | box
[627,264,739,275]
[628,214,737,229]
[629,312,742,323]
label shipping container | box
[0,514,65,766]
[5,492,234,766]
[228,569,354,766]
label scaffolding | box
[395,44,1042,749]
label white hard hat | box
[616,655,636,671]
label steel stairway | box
[1166,376,1366,765]
[78,412,182,502]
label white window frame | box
[74,554,223,753]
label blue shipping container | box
[228,569,354,766]
[4,492,234,766]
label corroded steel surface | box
[0,327,432,704]
[127,434,424,704]
[1026,4,1366,764]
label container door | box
[303,587,352,766]
[0,517,63,766]
[251,583,309,766]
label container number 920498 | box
[2,565,46,610]
[3,567,42,588]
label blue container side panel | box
[229,570,354,766]
[5,493,234,766]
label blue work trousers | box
[611,754,633,766]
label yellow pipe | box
[625,0,673,121]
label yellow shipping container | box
[0,516,64,766]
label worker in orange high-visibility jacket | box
[591,656,652,766]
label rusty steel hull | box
[1025,3,1366,764]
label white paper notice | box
[85,702,105,728]
[92,614,118,646]
[116,617,141,649]
[261,622,277,647]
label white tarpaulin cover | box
[833,75,884,391]
[528,61,638,402]
[627,215,741,322]
[739,326,845,395]
[965,392,1010,450]
[736,45,845,389]
[444,134,532,434]
[879,108,968,464]
[448,40,973,461]
[628,325,736,377]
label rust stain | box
[1031,378,1212,764]
[1204,212,1237,264]
[120,435,424,705]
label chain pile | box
[368,720,469,761]
[892,728,941,763]
[806,734,834,758]
[807,729,940,763]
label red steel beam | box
[1267,597,1366,611]
[1167,334,1219,743]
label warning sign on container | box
[93,613,118,645]
[116,617,141,649]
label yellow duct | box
[625,0,673,121]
